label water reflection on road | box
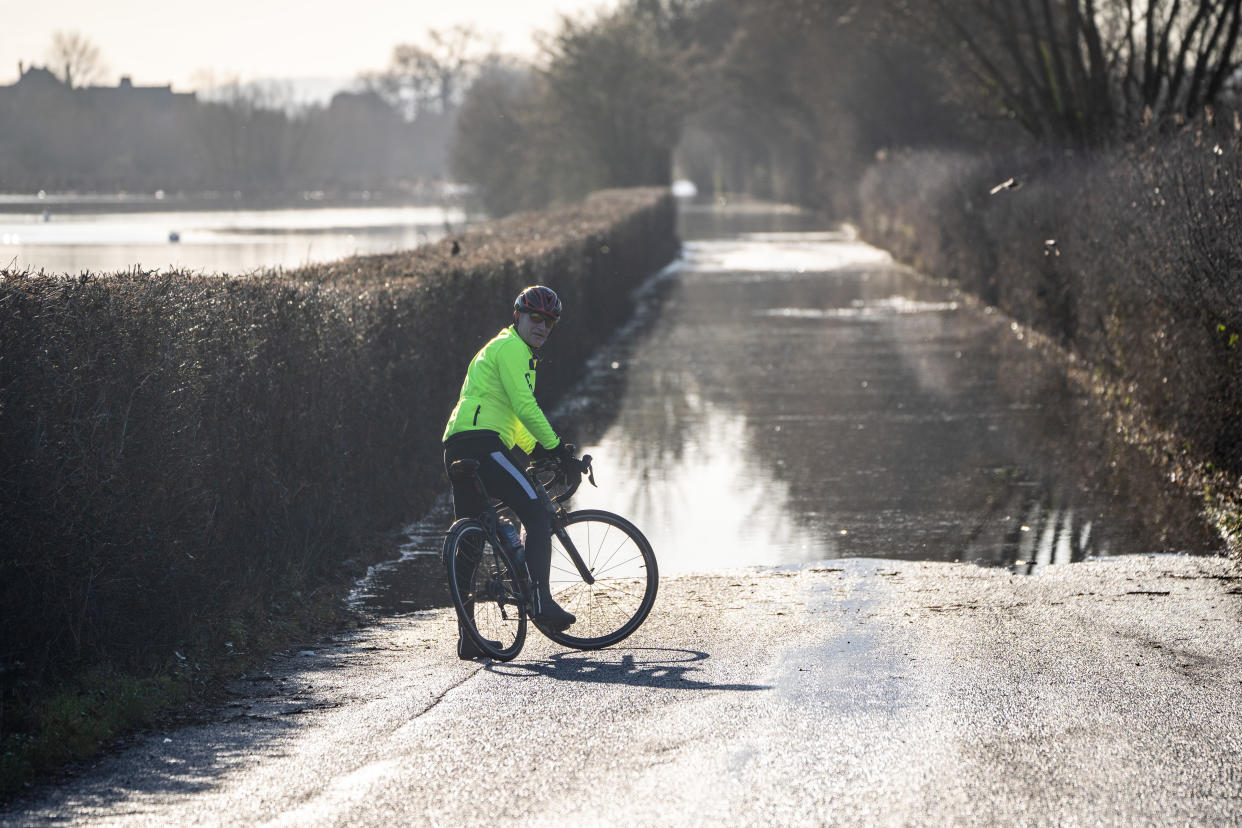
[565,203,1221,574]
[354,202,1221,614]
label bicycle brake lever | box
[580,454,596,487]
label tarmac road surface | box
[5,553,1242,826]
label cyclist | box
[442,285,577,659]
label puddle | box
[347,497,454,615]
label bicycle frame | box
[533,457,597,586]
[447,454,597,590]
[446,449,657,658]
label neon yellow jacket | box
[442,326,561,453]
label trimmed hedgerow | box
[857,118,1242,553]
[0,187,676,786]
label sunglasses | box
[527,312,557,328]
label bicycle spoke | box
[551,573,641,628]
[591,554,646,579]
[535,509,656,649]
[580,525,634,577]
[445,519,527,660]
[549,561,580,578]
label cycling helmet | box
[513,285,563,321]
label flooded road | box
[354,202,1221,614]
[8,204,1241,827]
[567,203,1220,573]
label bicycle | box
[442,447,658,662]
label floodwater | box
[0,199,469,275]
[352,200,1222,614]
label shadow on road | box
[2,648,765,821]
[486,647,770,691]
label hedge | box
[0,186,676,713]
[857,118,1242,553]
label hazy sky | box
[3,0,619,91]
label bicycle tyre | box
[537,509,658,650]
[443,518,526,661]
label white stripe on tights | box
[491,451,537,500]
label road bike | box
[442,448,658,662]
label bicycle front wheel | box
[540,509,658,650]
[443,518,526,661]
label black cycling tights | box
[443,431,552,591]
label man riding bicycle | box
[442,285,577,659]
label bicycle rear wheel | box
[443,518,526,661]
[539,509,658,650]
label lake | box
[0,196,472,275]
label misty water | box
[0,197,468,274]
[351,201,1223,616]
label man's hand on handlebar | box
[552,441,576,469]
[533,441,577,469]
[555,444,595,484]
[530,442,595,489]
[530,442,576,474]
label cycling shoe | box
[533,601,576,632]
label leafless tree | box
[1111,0,1242,122]
[539,0,697,190]
[451,59,549,215]
[194,78,313,190]
[46,30,107,88]
[917,0,1242,146]
[363,26,494,119]
[450,0,699,213]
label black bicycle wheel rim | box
[538,509,658,650]
[444,518,526,661]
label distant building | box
[10,64,60,90]
[88,75,197,109]
[0,64,200,191]
[0,65,196,108]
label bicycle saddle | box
[448,459,481,481]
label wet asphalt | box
[5,555,1241,825]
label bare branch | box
[1186,0,1242,114]
[1167,0,1215,110]
[1203,0,1242,102]
[46,30,107,88]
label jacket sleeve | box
[497,338,560,450]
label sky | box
[2,0,619,93]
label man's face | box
[515,311,556,349]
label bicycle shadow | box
[485,647,770,691]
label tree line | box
[5,4,1240,214]
[450,0,1242,216]
[0,29,486,197]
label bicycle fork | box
[553,526,596,586]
